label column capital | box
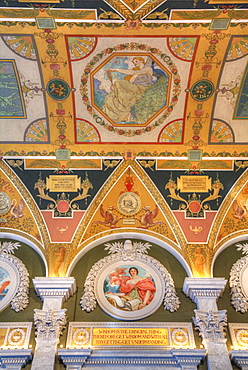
[183,278,227,304]
[34,308,67,340]
[33,277,76,303]
[193,309,227,342]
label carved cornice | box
[183,277,227,304]
[193,310,227,342]
[58,349,92,366]
[230,350,248,367]
[34,309,67,339]
[73,160,187,252]
[0,349,32,367]
[58,348,206,367]
[171,349,206,367]
[33,277,76,302]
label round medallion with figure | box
[96,260,163,320]
[46,79,70,101]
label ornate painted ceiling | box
[1,0,248,279]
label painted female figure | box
[103,57,153,123]
[105,266,156,311]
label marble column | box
[31,277,76,370]
[183,278,232,370]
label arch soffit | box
[67,231,192,278]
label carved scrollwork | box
[34,309,67,339]
[80,240,180,317]
[193,310,227,342]
[229,243,248,313]
[0,241,29,312]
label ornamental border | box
[80,42,181,137]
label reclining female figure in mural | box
[105,266,156,311]
[103,57,154,124]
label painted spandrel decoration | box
[0,241,29,313]
[80,239,180,320]
[230,242,248,313]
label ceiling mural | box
[0,0,248,282]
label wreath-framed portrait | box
[0,258,19,313]
[81,239,180,320]
[0,242,29,313]
[229,243,248,313]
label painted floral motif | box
[168,37,197,61]
[159,119,183,142]
[24,119,48,142]
[210,119,234,143]
[76,119,100,142]
[67,36,97,60]
[227,36,248,61]
[2,35,37,60]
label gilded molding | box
[209,169,248,251]
[73,160,187,252]
[0,159,50,249]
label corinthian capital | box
[193,310,227,342]
[34,309,67,340]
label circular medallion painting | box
[0,259,19,313]
[46,79,70,101]
[190,79,214,101]
[96,261,164,320]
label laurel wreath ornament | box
[80,240,180,314]
[0,241,29,312]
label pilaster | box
[183,277,232,370]
[31,277,76,370]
